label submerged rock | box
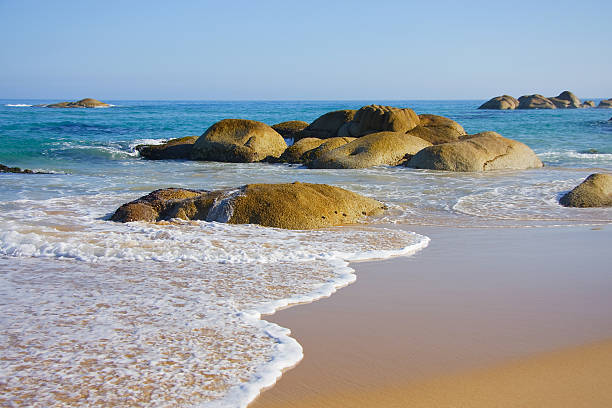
[559,173,612,208]
[478,95,519,110]
[407,132,543,172]
[111,183,386,229]
[191,119,287,163]
[271,120,309,139]
[42,98,110,108]
[295,110,356,141]
[517,94,556,109]
[598,99,612,108]
[136,136,198,160]
[0,163,48,174]
[310,132,431,169]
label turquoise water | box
[1,100,611,407]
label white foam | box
[4,103,32,107]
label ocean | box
[1,100,611,407]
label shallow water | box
[0,100,611,406]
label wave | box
[5,104,32,107]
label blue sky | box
[1,0,611,100]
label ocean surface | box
[1,100,611,407]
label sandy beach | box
[252,224,612,407]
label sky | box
[1,0,611,100]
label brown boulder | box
[277,138,325,164]
[191,119,287,162]
[549,91,582,108]
[582,100,596,108]
[597,99,612,108]
[559,173,612,208]
[110,183,386,230]
[301,137,356,163]
[310,132,431,169]
[408,132,543,172]
[0,163,47,174]
[342,105,420,137]
[410,114,467,144]
[271,121,309,139]
[517,94,556,109]
[478,95,519,110]
[46,98,110,108]
[136,136,198,160]
[295,110,356,141]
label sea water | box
[0,100,611,407]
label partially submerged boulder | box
[43,98,110,108]
[0,163,47,174]
[111,183,386,229]
[549,91,581,109]
[136,136,198,160]
[582,100,596,108]
[410,114,467,144]
[559,173,612,208]
[301,137,356,163]
[339,105,420,137]
[271,121,309,139]
[191,119,287,162]
[478,95,519,110]
[295,110,356,141]
[517,94,556,109]
[277,137,326,163]
[408,132,543,172]
[310,132,431,169]
[598,99,612,108]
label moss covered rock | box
[559,173,612,207]
[191,119,287,162]
[110,183,385,229]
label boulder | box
[549,91,581,108]
[408,131,543,172]
[341,105,420,137]
[191,119,287,162]
[478,95,519,110]
[517,94,556,109]
[277,138,325,164]
[45,98,110,108]
[136,136,198,160]
[301,137,356,163]
[582,100,596,108]
[295,110,356,141]
[110,183,386,230]
[271,121,309,139]
[410,114,467,144]
[310,132,431,169]
[0,163,47,174]
[559,173,612,208]
[597,99,612,108]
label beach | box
[252,224,612,407]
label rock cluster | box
[479,91,600,110]
[598,99,612,108]
[559,173,612,208]
[0,163,47,174]
[37,98,110,108]
[111,183,386,229]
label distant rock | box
[40,98,111,108]
[0,163,47,174]
[110,183,386,229]
[310,132,431,169]
[136,136,198,160]
[548,91,582,109]
[582,100,595,108]
[295,110,356,141]
[478,95,519,110]
[191,119,287,163]
[517,94,556,109]
[338,105,420,137]
[407,131,543,172]
[271,121,309,140]
[409,114,467,144]
[559,173,612,207]
[597,99,612,108]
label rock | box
[191,119,287,162]
[301,137,356,163]
[0,163,47,174]
[44,98,110,108]
[597,99,612,108]
[295,110,356,141]
[407,131,543,172]
[559,173,612,207]
[271,121,309,139]
[110,183,386,230]
[549,91,582,108]
[136,136,198,160]
[410,114,467,144]
[310,132,431,169]
[582,100,596,108]
[277,138,325,164]
[343,105,420,137]
[517,94,556,109]
[478,95,519,110]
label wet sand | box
[251,225,612,407]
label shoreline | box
[251,223,612,407]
